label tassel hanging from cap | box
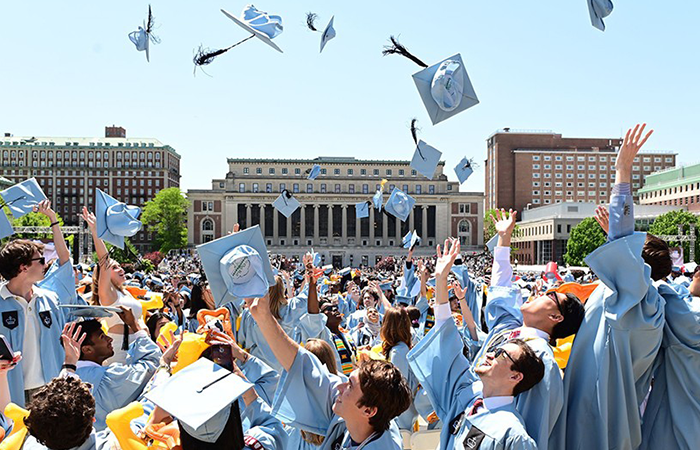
[146,5,162,45]
[382,36,428,68]
[380,179,388,190]
[410,118,420,145]
[193,34,255,71]
[306,12,319,31]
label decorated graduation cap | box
[145,358,254,434]
[355,201,371,219]
[0,178,47,218]
[588,0,613,31]
[58,305,121,319]
[402,230,421,250]
[409,119,442,180]
[197,225,275,306]
[306,13,336,53]
[128,5,161,62]
[95,189,142,249]
[194,5,283,70]
[373,179,389,211]
[385,187,415,222]
[454,157,476,184]
[383,36,479,125]
[307,164,321,180]
[272,189,300,218]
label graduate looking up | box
[407,238,544,449]
[248,291,412,449]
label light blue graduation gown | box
[640,283,700,450]
[388,342,419,430]
[272,348,403,450]
[552,232,665,450]
[407,319,537,449]
[451,265,483,329]
[77,333,161,431]
[0,285,66,406]
[37,261,87,323]
[239,353,280,406]
[21,429,114,450]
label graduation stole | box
[424,307,435,335]
[333,332,356,376]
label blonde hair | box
[268,275,287,320]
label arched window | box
[202,219,214,231]
[458,220,471,246]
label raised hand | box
[594,206,610,234]
[61,322,86,366]
[491,208,517,237]
[246,292,271,319]
[616,123,654,173]
[453,280,467,300]
[159,333,182,366]
[435,238,460,279]
[81,206,97,231]
[33,200,57,222]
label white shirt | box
[0,284,46,390]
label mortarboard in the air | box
[356,201,371,219]
[272,190,300,218]
[373,179,389,211]
[385,188,415,222]
[485,234,499,254]
[59,304,121,319]
[307,164,321,180]
[0,210,13,240]
[402,230,421,250]
[454,157,475,184]
[322,264,333,276]
[194,5,283,70]
[145,357,254,433]
[95,189,142,249]
[383,37,478,125]
[0,178,47,218]
[128,5,160,62]
[197,225,275,306]
[408,119,442,180]
[306,13,336,53]
[588,0,613,31]
[379,281,393,291]
[310,248,322,267]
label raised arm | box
[434,239,460,321]
[248,293,299,372]
[33,200,70,265]
[454,280,478,341]
[82,206,108,262]
[303,253,319,315]
[489,209,517,288]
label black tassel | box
[146,5,161,44]
[382,36,428,68]
[193,35,255,67]
[306,12,319,32]
[410,118,420,145]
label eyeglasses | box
[546,290,564,315]
[493,347,521,372]
[31,257,46,265]
[321,305,339,313]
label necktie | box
[508,329,521,339]
[468,398,484,416]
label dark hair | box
[356,360,412,432]
[0,239,44,280]
[146,312,171,341]
[380,307,413,358]
[179,402,244,450]
[188,284,209,319]
[405,306,421,328]
[510,339,545,396]
[550,292,585,341]
[58,320,104,359]
[642,234,672,281]
[25,377,95,450]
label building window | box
[416,185,422,194]
[386,169,392,176]
[279,183,286,191]
[321,184,327,193]
[334,169,340,175]
[429,185,435,194]
[295,168,301,175]
[253,183,259,193]
[362,184,369,194]
[349,184,355,193]
[373,169,379,176]
[533,156,540,161]
[306,183,313,193]
[335,184,341,193]
[282,168,288,174]
[293,183,299,193]
[239,183,245,192]
[321,169,328,175]
[268,168,275,175]
[361,169,367,176]
[533,164,540,170]
[459,204,471,214]
[533,182,540,187]
[399,169,405,176]
[457,220,471,246]
[266,183,272,193]
[202,219,214,231]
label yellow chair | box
[0,404,29,450]
[105,402,148,450]
[140,294,164,322]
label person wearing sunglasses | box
[408,238,544,449]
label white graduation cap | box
[272,190,300,218]
[411,140,442,180]
[454,157,474,184]
[485,234,499,254]
[221,5,284,53]
[128,5,160,62]
[58,305,121,319]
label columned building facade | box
[187,157,484,267]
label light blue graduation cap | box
[128,5,160,62]
[411,141,442,180]
[372,189,383,211]
[379,281,393,291]
[307,164,321,180]
[395,295,412,306]
[95,189,142,249]
[0,178,47,218]
[145,358,254,433]
[0,211,13,240]
[454,157,474,184]
[319,283,330,295]
[384,188,415,222]
[320,16,336,53]
[339,267,351,277]
[413,54,479,125]
[450,264,469,288]
[588,0,613,31]
[310,248,322,267]
[59,305,121,319]
[221,5,284,53]
[272,190,300,218]
[402,230,421,250]
[356,201,371,219]
[485,234,499,254]
[197,225,274,305]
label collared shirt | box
[0,284,45,389]
[482,395,514,413]
[513,326,550,342]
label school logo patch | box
[2,311,18,330]
[39,311,52,328]
[462,425,486,449]
[331,435,344,450]
[449,412,465,435]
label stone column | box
[273,207,279,241]
[421,205,428,240]
[245,204,252,230]
[259,204,266,236]
[409,208,415,232]
[395,214,401,240]
[286,212,292,242]
[382,210,388,241]
[369,207,375,242]
[313,205,320,245]
[341,205,348,245]
[328,205,334,243]
[300,206,306,243]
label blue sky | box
[1,1,698,194]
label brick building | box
[485,129,676,212]
[639,163,700,213]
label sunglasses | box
[321,305,339,313]
[493,347,521,372]
[546,290,564,315]
[31,257,46,265]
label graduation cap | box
[454,157,476,184]
[395,295,412,306]
[588,0,613,31]
[197,225,275,306]
[194,5,283,71]
[307,164,322,180]
[145,358,254,433]
[373,179,389,211]
[58,305,121,319]
[383,37,479,125]
[272,189,300,218]
[306,13,336,53]
[339,267,351,277]
[310,248,322,267]
[385,188,415,222]
[402,230,421,250]
[0,204,14,240]
[408,119,442,180]
[128,5,161,62]
[95,189,142,249]
[356,201,371,219]
[0,178,47,218]
[485,234,499,254]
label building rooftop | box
[520,201,684,222]
[639,162,700,193]
[0,135,179,156]
[227,156,444,165]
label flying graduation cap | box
[373,179,389,211]
[306,12,336,53]
[356,201,371,219]
[454,157,477,184]
[409,119,442,180]
[194,5,283,71]
[272,189,300,218]
[128,5,161,62]
[588,0,614,31]
[383,36,479,125]
[0,178,49,240]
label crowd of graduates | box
[0,124,698,450]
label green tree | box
[564,217,607,267]
[0,208,74,248]
[484,208,518,251]
[141,188,189,253]
[648,210,699,263]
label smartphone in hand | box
[0,335,14,361]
